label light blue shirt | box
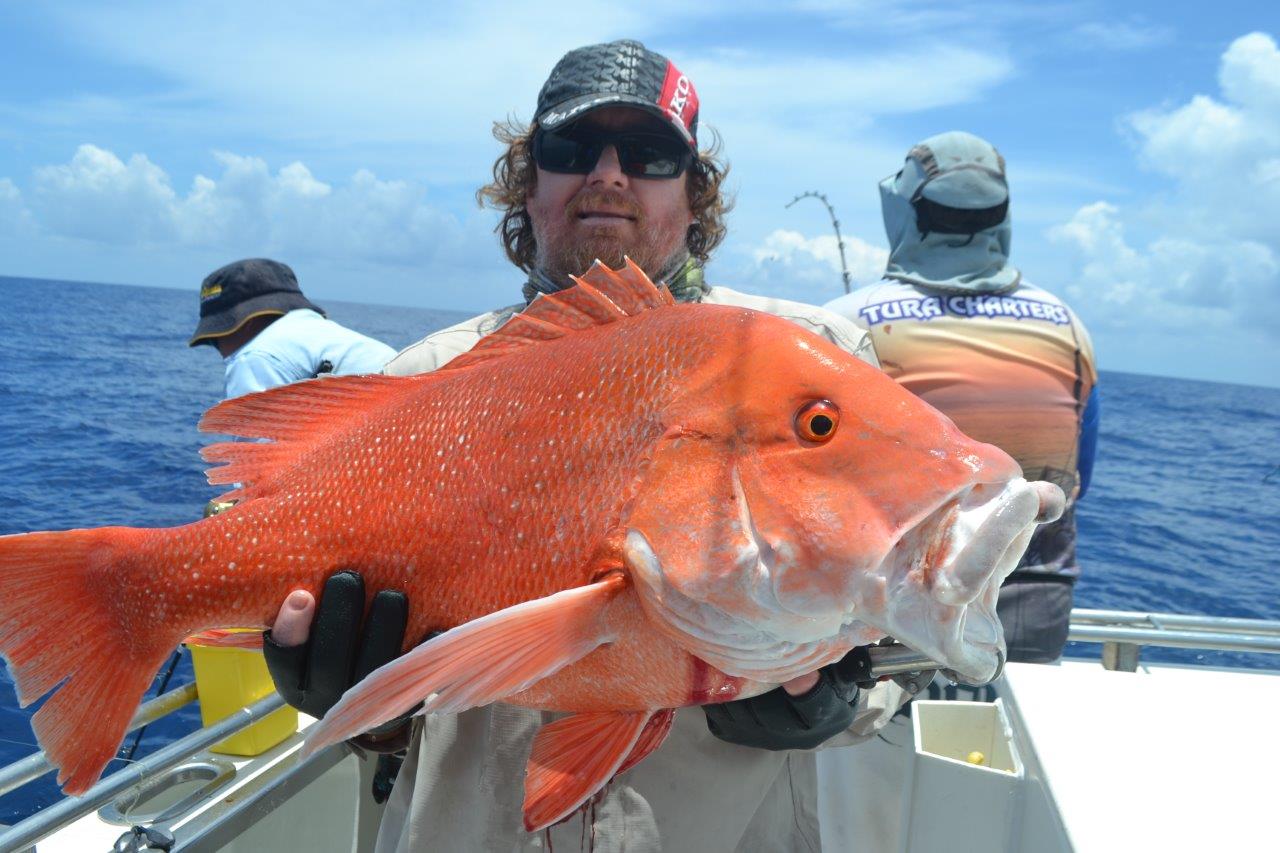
[223,309,396,399]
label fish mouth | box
[858,477,1064,683]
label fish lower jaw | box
[844,479,1048,684]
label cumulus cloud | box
[736,229,887,302]
[1049,202,1279,334]
[22,144,483,268]
[1052,32,1280,339]
[0,178,31,231]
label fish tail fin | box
[0,527,174,794]
[523,709,671,831]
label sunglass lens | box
[617,135,689,178]
[535,131,601,173]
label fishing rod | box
[785,191,853,295]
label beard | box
[533,188,690,285]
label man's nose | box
[587,144,628,187]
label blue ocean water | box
[0,275,1277,822]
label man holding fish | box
[259,41,1018,851]
[0,40,1062,853]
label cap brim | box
[919,168,1008,209]
[188,291,323,347]
[537,94,695,147]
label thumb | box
[271,590,316,647]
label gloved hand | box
[703,655,863,751]
[264,571,410,746]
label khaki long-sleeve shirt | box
[376,285,903,853]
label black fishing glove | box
[263,571,409,735]
[704,656,863,751]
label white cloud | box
[21,144,492,271]
[1051,33,1280,340]
[0,178,31,231]
[32,146,178,243]
[736,228,887,302]
[1068,20,1172,52]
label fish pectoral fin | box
[523,709,669,832]
[302,575,627,757]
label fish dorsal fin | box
[198,374,414,503]
[443,258,675,372]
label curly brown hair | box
[476,118,732,273]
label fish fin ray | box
[442,260,668,371]
[522,710,651,832]
[579,257,676,311]
[615,708,675,776]
[0,528,174,794]
[198,374,414,498]
[184,629,265,650]
[301,575,626,755]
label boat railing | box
[1067,609,1280,671]
[0,608,1277,850]
[0,692,289,852]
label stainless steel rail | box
[1070,609,1280,635]
[177,739,350,852]
[1066,609,1280,671]
[0,682,199,799]
[0,692,285,852]
[1067,624,1280,654]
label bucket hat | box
[189,258,324,347]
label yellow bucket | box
[188,631,299,756]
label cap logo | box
[658,62,698,138]
[200,282,222,302]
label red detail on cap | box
[658,61,698,146]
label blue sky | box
[1,1,1278,386]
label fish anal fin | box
[442,259,670,372]
[198,374,414,499]
[615,708,675,776]
[523,710,651,832]
[184,629,265,650]
[301,575,627,756]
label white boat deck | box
[818,657,1280,852]
[1002,658,1280,852]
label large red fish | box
[0,261,1061,830]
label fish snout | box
[1032,480,1066,524]
[932,478,1045,607]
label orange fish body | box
[0,261,1059,829]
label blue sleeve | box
[1077,386,1100,499]
[224,352,298,399]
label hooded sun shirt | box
[879,131,1020,294]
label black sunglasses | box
[532,126,693,179]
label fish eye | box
[795,400,839,443]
